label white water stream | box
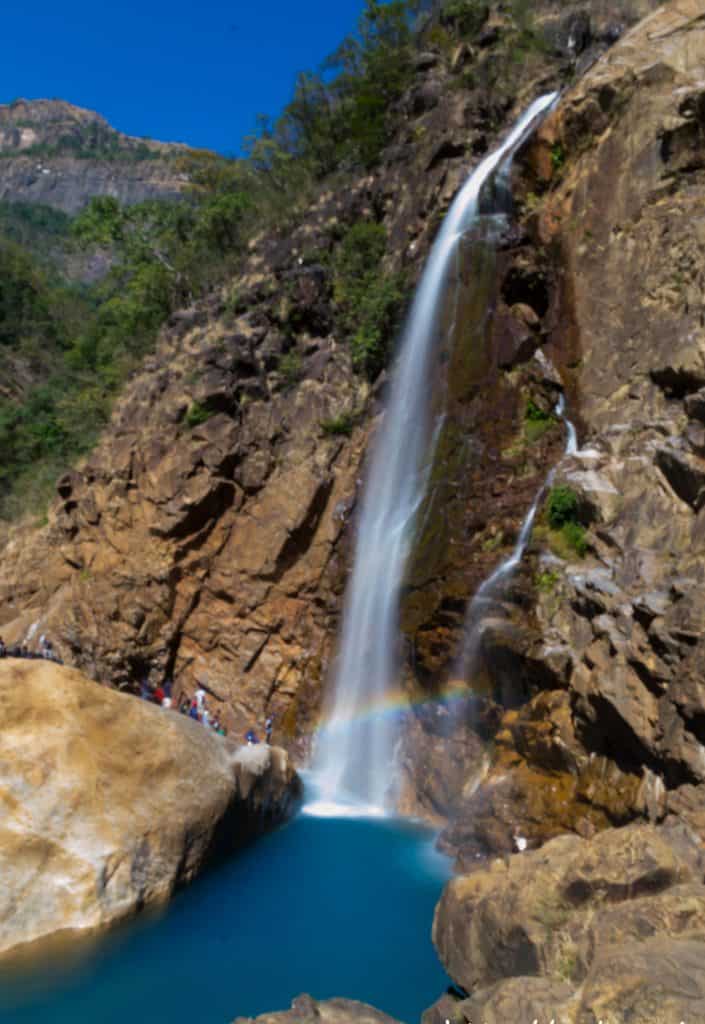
[453,392,578,684]
[312,92,558,812]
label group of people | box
[3,634,274,747]
[140,678,228,735]
[245,716,274,745]
[0,634,63,664]
[179,687,228,736]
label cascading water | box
[312,91,558,812]
[453,392,578,686]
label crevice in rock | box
[264,477,335,583]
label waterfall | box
[454,393,578,685]
[312,92,558,813]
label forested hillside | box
[0,0,617,518]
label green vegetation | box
[482,530,504,552]
[333,221,406,379]
[278,350,303,388]
[556,946,580,982]
[0,178,253,517]
[551,141,566,173]
[535,569,560,593]
[561,520,588,557]
[320,412,356,437]
[545,485,587,558]
[0,0,557,519]
[0,201,72,250]
[547,485,579,528]
[184,401,213,428]
[525,398,555,443]
[0,123,159,163]
[441,0,490,40]
[258,0,422,176]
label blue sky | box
[1,0,366,154]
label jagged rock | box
[0,657,300,958]
[656,445,705,510]
[685,387,705,423]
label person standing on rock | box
[265,715,274,744]
[195,686,206,715]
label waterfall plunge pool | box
[0,780,451,1024]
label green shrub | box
[561,520,587,557]
[535,569,560,593]
[544,485,588,558]
[547,485,580,529]
[551,142,566,173]
[525,398,555,443]
[441,0,489,38]
[278,350,303,388]
[320,412,355,436]
[333,221,406,380]
[185,401,213,427]
[526,398,550,422]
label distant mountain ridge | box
[0,98,196,214]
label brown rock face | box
[0,9,601,755]
[404,0,705,850]
[432,822,705,1023]
[0,658,300,958]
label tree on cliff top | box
[246,0,423,183]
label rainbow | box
[311,682,480,738]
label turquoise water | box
[0,800,450,1024]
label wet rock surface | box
[0,658,300,958]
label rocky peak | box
[0,98,191,214]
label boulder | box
[432,821,705,1022]
[233,995,402,1024]
[0,658,301,958]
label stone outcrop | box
[233,995,402,1024]
[430,821,705,1023]
[0,657,300,958]
[0,99,188,213]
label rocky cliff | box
[3,0,705,1019]
[0,657,300,958]
[417,0,705,856]
[0,99,188,213]
[0,0,656,748]
[420,2,705,1020]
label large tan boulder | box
[0,658,300,958]
[431,822,705,1023]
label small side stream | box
[0,782,450,1024]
